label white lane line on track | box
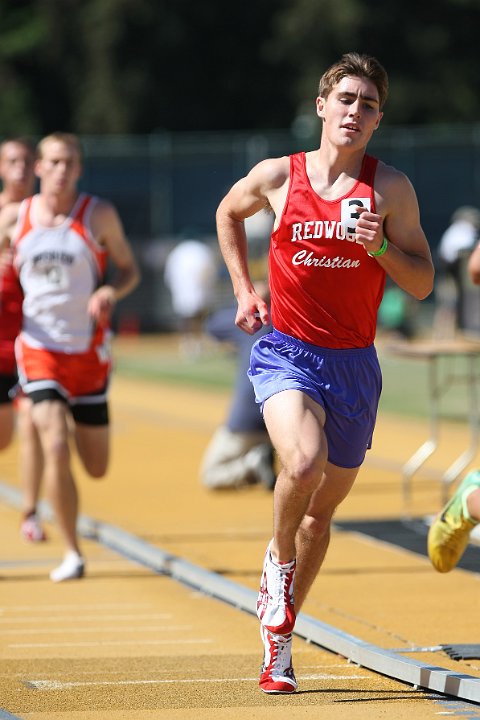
[10,638,214,648]
[27,674,370,690]
[0,625,190,635]
[0,614,172,623]
[1,603,152,612]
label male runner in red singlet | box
[0,138,35,448]
[3,132,140,582]
[0,138,46,542]
[216,53,434,694]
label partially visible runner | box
[216,53,434,693]
[1,132,140,581]
[0,137,45,542]
[428,239,480,572]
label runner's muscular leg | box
[0,403,14,449]
[74,423,109,478]
[294,461,360,611]
[17,397,43,514]
[31,399,80,554]
[263,389,328,564]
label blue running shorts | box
[248,328,382,468]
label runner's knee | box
[300,512,333,540]
[284,452,324,495]
[81,454,108,478]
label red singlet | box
[269,152,386,349]
[0,263,22,374]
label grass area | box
[113,335,236,391]
[113,334,480,421]
[378,349,477,421]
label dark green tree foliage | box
[270,0,480,125]
[0,0,478,134]
[0,1,46,135]
[74,0,295,133]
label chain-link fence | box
[76,124,480,332]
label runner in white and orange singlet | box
[2,132,140,582]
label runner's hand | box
[88,285,117,326]
[355,208,384,255]
[235,290,270,335]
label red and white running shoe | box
[257,540,296,634]
[20,512,47,543]
[259,625,297,694]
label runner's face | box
[36,141,82,195]
[0,143,35,189]
[317,75,383,149]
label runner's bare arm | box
[468,243,480,285]
[88,200,140,324]
[0,201,21,253]
[216,157,288,334]
[356,164,434,300]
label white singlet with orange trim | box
[13,193,108,353]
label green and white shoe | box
[428,470,480,573]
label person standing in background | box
[436,206,480,334]
[428,238,480,572]
[1,132,140,581]
[201,281,275,491]
[164,239,218,357]
[0,137,45,542]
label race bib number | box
[341,197,371,236]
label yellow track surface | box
[1,335,480,719]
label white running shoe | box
[259,625,297,694]
[20,513,47,543]
[257,540,296,634]
[50,551,85,582]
